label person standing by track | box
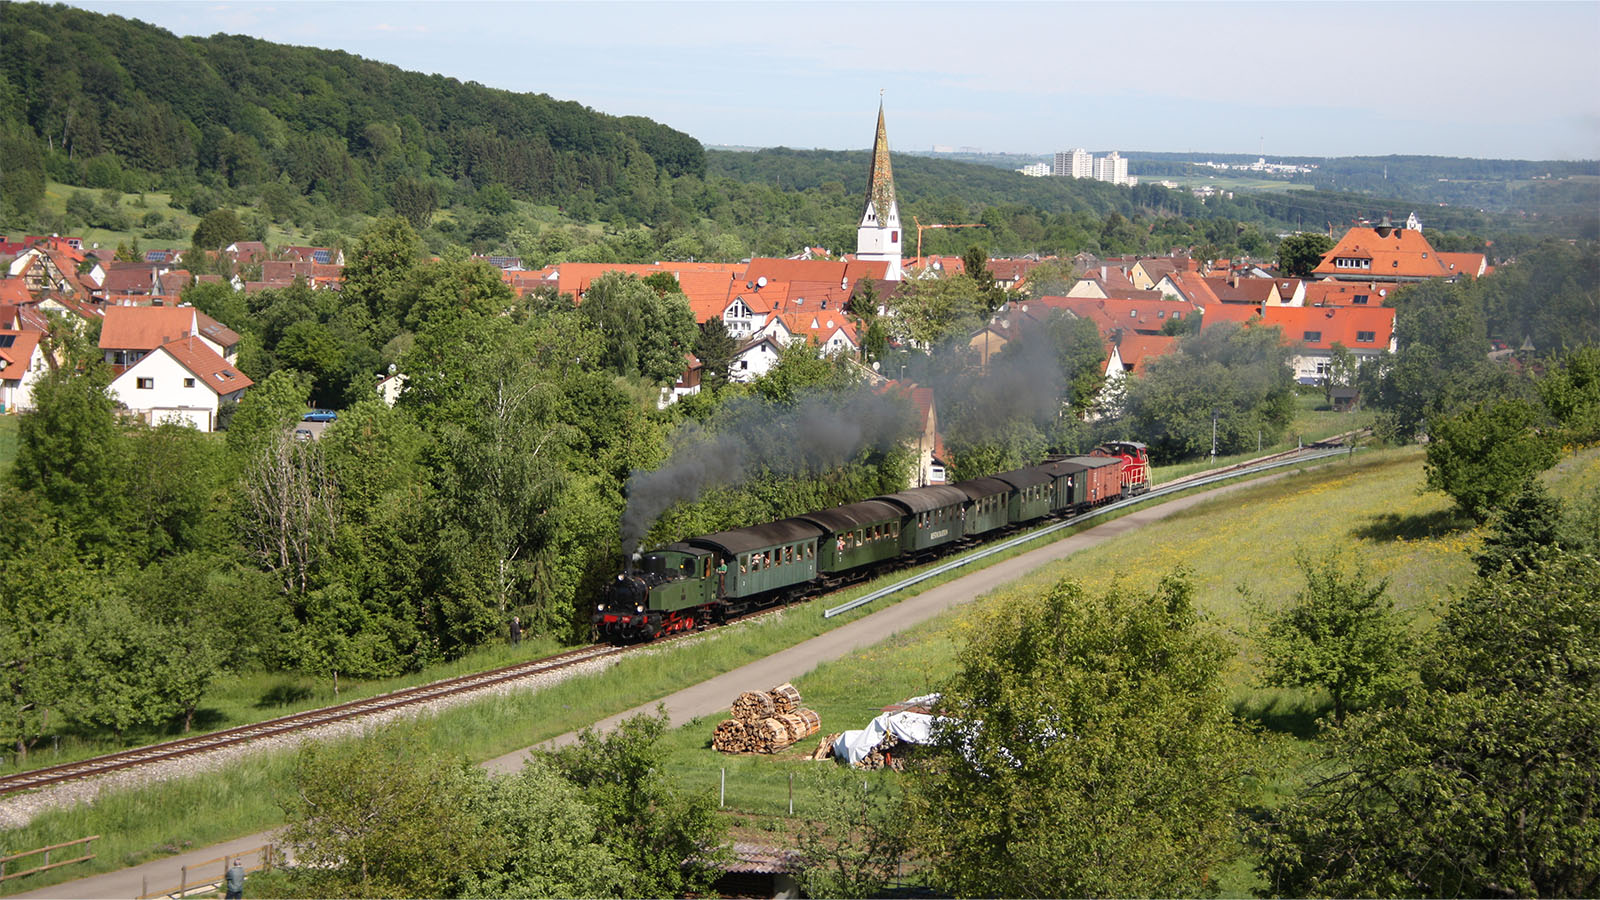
[224,859,245,899]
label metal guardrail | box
[823,446,1354,618]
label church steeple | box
[856,100,903,280]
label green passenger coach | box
[798,500,905,576]
[686,517,820,600]
[874,486,970,553]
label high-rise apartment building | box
[1053,148,1093,179]
[1094,151,1129,185]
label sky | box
[64,0,1600,161]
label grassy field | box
[652,444,1600,896]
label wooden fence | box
[136,843,278,900]
[0,835,99,883]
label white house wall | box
[109,350,230,431]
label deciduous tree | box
[906,573,1254,898]
[1424,397,1558,522]
[282,722,494,898]
[1252,551,1411,726]
[1260,549,1600,898]
[1276,232,1334,277]
[548,709,729,898]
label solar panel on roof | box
[312,250,331,264]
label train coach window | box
[739,555,748,573]
[804,544,813,560]
[785,546,794,563]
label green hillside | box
[0,2,701,219]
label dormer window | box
[1356,331,1376,343]
[1303,331,1322,342]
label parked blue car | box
[302,410,338,422]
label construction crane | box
[912,216,986,260]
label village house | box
[657,354,702,409]
[1312,220,1453,282]
[0,329,47,413]
[99,305,239,370]
[108,335,252,432]
[1257,305,1398,383]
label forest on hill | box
[0,2,702,217]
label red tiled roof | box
[1204,276,1278,304]
[743,257,888,287]
[1197,303,1262,328]
[1303,281,1394,307]
[1032,295,1197,336]
[1160,271,1223,306]
[1313,227,1450,279]
[0,329,42,379]
[158,336,254,394]
[0,277,30,304]
[1259,305,1396,351]
[195,311,241,349]
[100,305,196,351]
[1435,251,1487,278]
[1114,333,1178,374]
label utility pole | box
[1210,408,1219,463]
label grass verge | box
[648,444,1599,896]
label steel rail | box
[824,444,1357,618]
[0,644,624,797]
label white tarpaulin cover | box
[833,711,938,765]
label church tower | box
[855,102,903,280]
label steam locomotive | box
[596,442,1151,642]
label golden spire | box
[866,100,897,225]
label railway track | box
[0,643,625,798]
[2,434,1368,800]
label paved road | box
[16,473,1277,899]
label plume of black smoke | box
[619,385,916,555]
[620,309,1105,554]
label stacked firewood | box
[858,733,906,770]
[712,684,821,753]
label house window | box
[1172,311,1181,319]
[891,230,899,242]
[136,377,154,389]
[183,377,196,388]
[1353,295,1369,305]
[1356,331,1376,343]
[739,360,749,370]
[1303,331,1322,342]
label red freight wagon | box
[1060,456,1124,506]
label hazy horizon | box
[58,0,1600,162]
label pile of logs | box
[712,683,821,753]
[857,732,905,771]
